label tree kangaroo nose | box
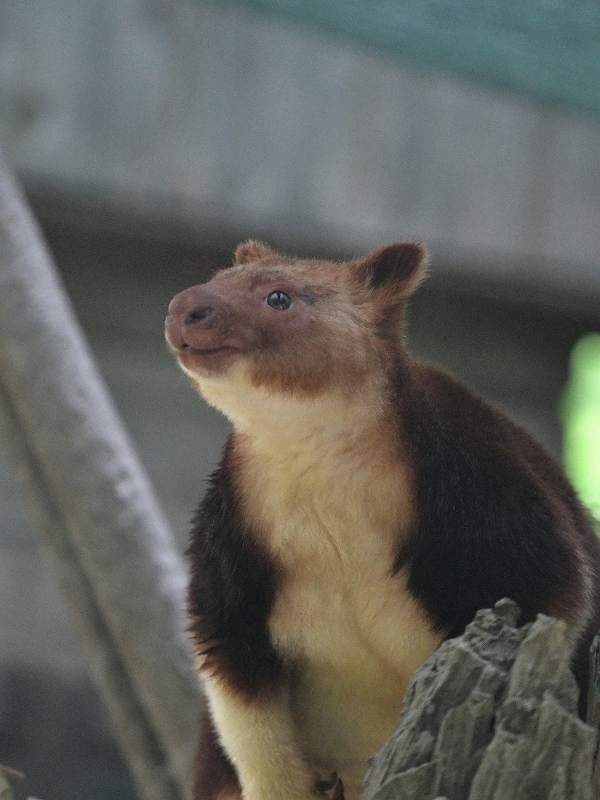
[183,303,216,327]
[168,289,217,329]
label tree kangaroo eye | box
[266,291,292,310]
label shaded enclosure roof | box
[234,0,600,121]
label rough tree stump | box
[2,601,598,799]
[362,599,599,800]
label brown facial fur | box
[165,241,425,402]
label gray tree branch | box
[0,156,199,799]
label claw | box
[313,772,344,800]
[331,777,344,800]
[314,772,337,793]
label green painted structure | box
[234,0,600,120]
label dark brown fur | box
[166,241,600,800]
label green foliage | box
[563,333,600,530]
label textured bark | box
[0,774,13,800]
[362,599,599,800]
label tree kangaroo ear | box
[358,242,428,297]
[234,240,280,265]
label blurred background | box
[0,0,599,797]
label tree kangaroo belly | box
[269,566,443,797]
